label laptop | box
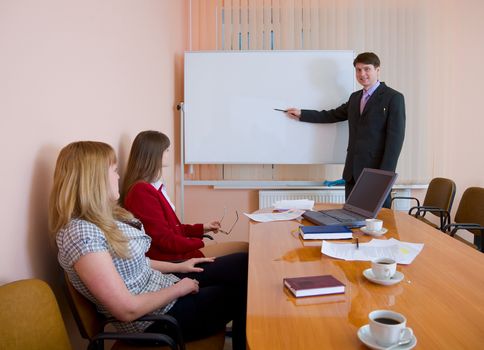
[302,168,398,228]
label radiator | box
[258,189,412,210]
[258,190,345,209]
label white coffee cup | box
[371,258,397,280]
[369,310,413,347]
[365,218,383,232]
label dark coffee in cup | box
[371,258,397,280]
[374,317,400,325]
[369,310,413,347]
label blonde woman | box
[121,130,248,261]
[49,141,247,349]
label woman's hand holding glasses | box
[203,221,221,233]
[218,210,239,235]
[203,208,240,235]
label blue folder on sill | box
[323,179,345,187]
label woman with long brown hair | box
[121,130,248,261]
[50,141,247,349]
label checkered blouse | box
[56,218,180,333]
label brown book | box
[283,275,345,297]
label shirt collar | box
[364,80,380,96]
[151,180,162,191]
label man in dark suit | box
[285,52,405,208]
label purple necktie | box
[360,91,370,114]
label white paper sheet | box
[273,199,314,210]
[386,238,425,265]
[322,238,424,265]
[244,209,305,223]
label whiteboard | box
[184,50,355,164]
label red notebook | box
[283,275,345,297]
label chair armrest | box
[138,314,185,350]
[411,206,451,230]
[444,223,484,252]
[410,206,450,218]
[103,314,185,350]
[91,332,178,349]
[392,196,420,208]
[408,205,450,232]
[408,205,428,217]
[137,313,178,324]
[444,223,484,236]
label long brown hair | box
[121,130,170,204]
[49,141,133,258]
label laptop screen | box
[344,168,398,217]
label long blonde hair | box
[49,141,133,258]
[120,130,170,204]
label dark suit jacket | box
[300,82,405,182]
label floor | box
[223,323,233,349]
[223,336,232,350]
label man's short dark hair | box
[353,52,380,68]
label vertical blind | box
[189,0,434,184]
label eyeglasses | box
[219,208,239,235]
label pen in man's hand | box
[274,108,288,112]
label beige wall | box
[185,186,258,242]
[0,0,188,348]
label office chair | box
[64,274,225,350]
[444,187,484,252]
[0,279,73,350]
[391,177,456,231]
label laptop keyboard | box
[324,212,354,221]
[303,209,367,228]
[323,210,362,221]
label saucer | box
[361,226,388,236]
[357,324,417,350]
[363,268,404,286]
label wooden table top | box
[246,206,484,349]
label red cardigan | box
[124,181,205,261]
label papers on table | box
[274,199,314,211]
[322,238,424,265]
[244,209,305,223]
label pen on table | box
[274,108,288,112]
[355,237,359,249]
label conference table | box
[246,205,484,349]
